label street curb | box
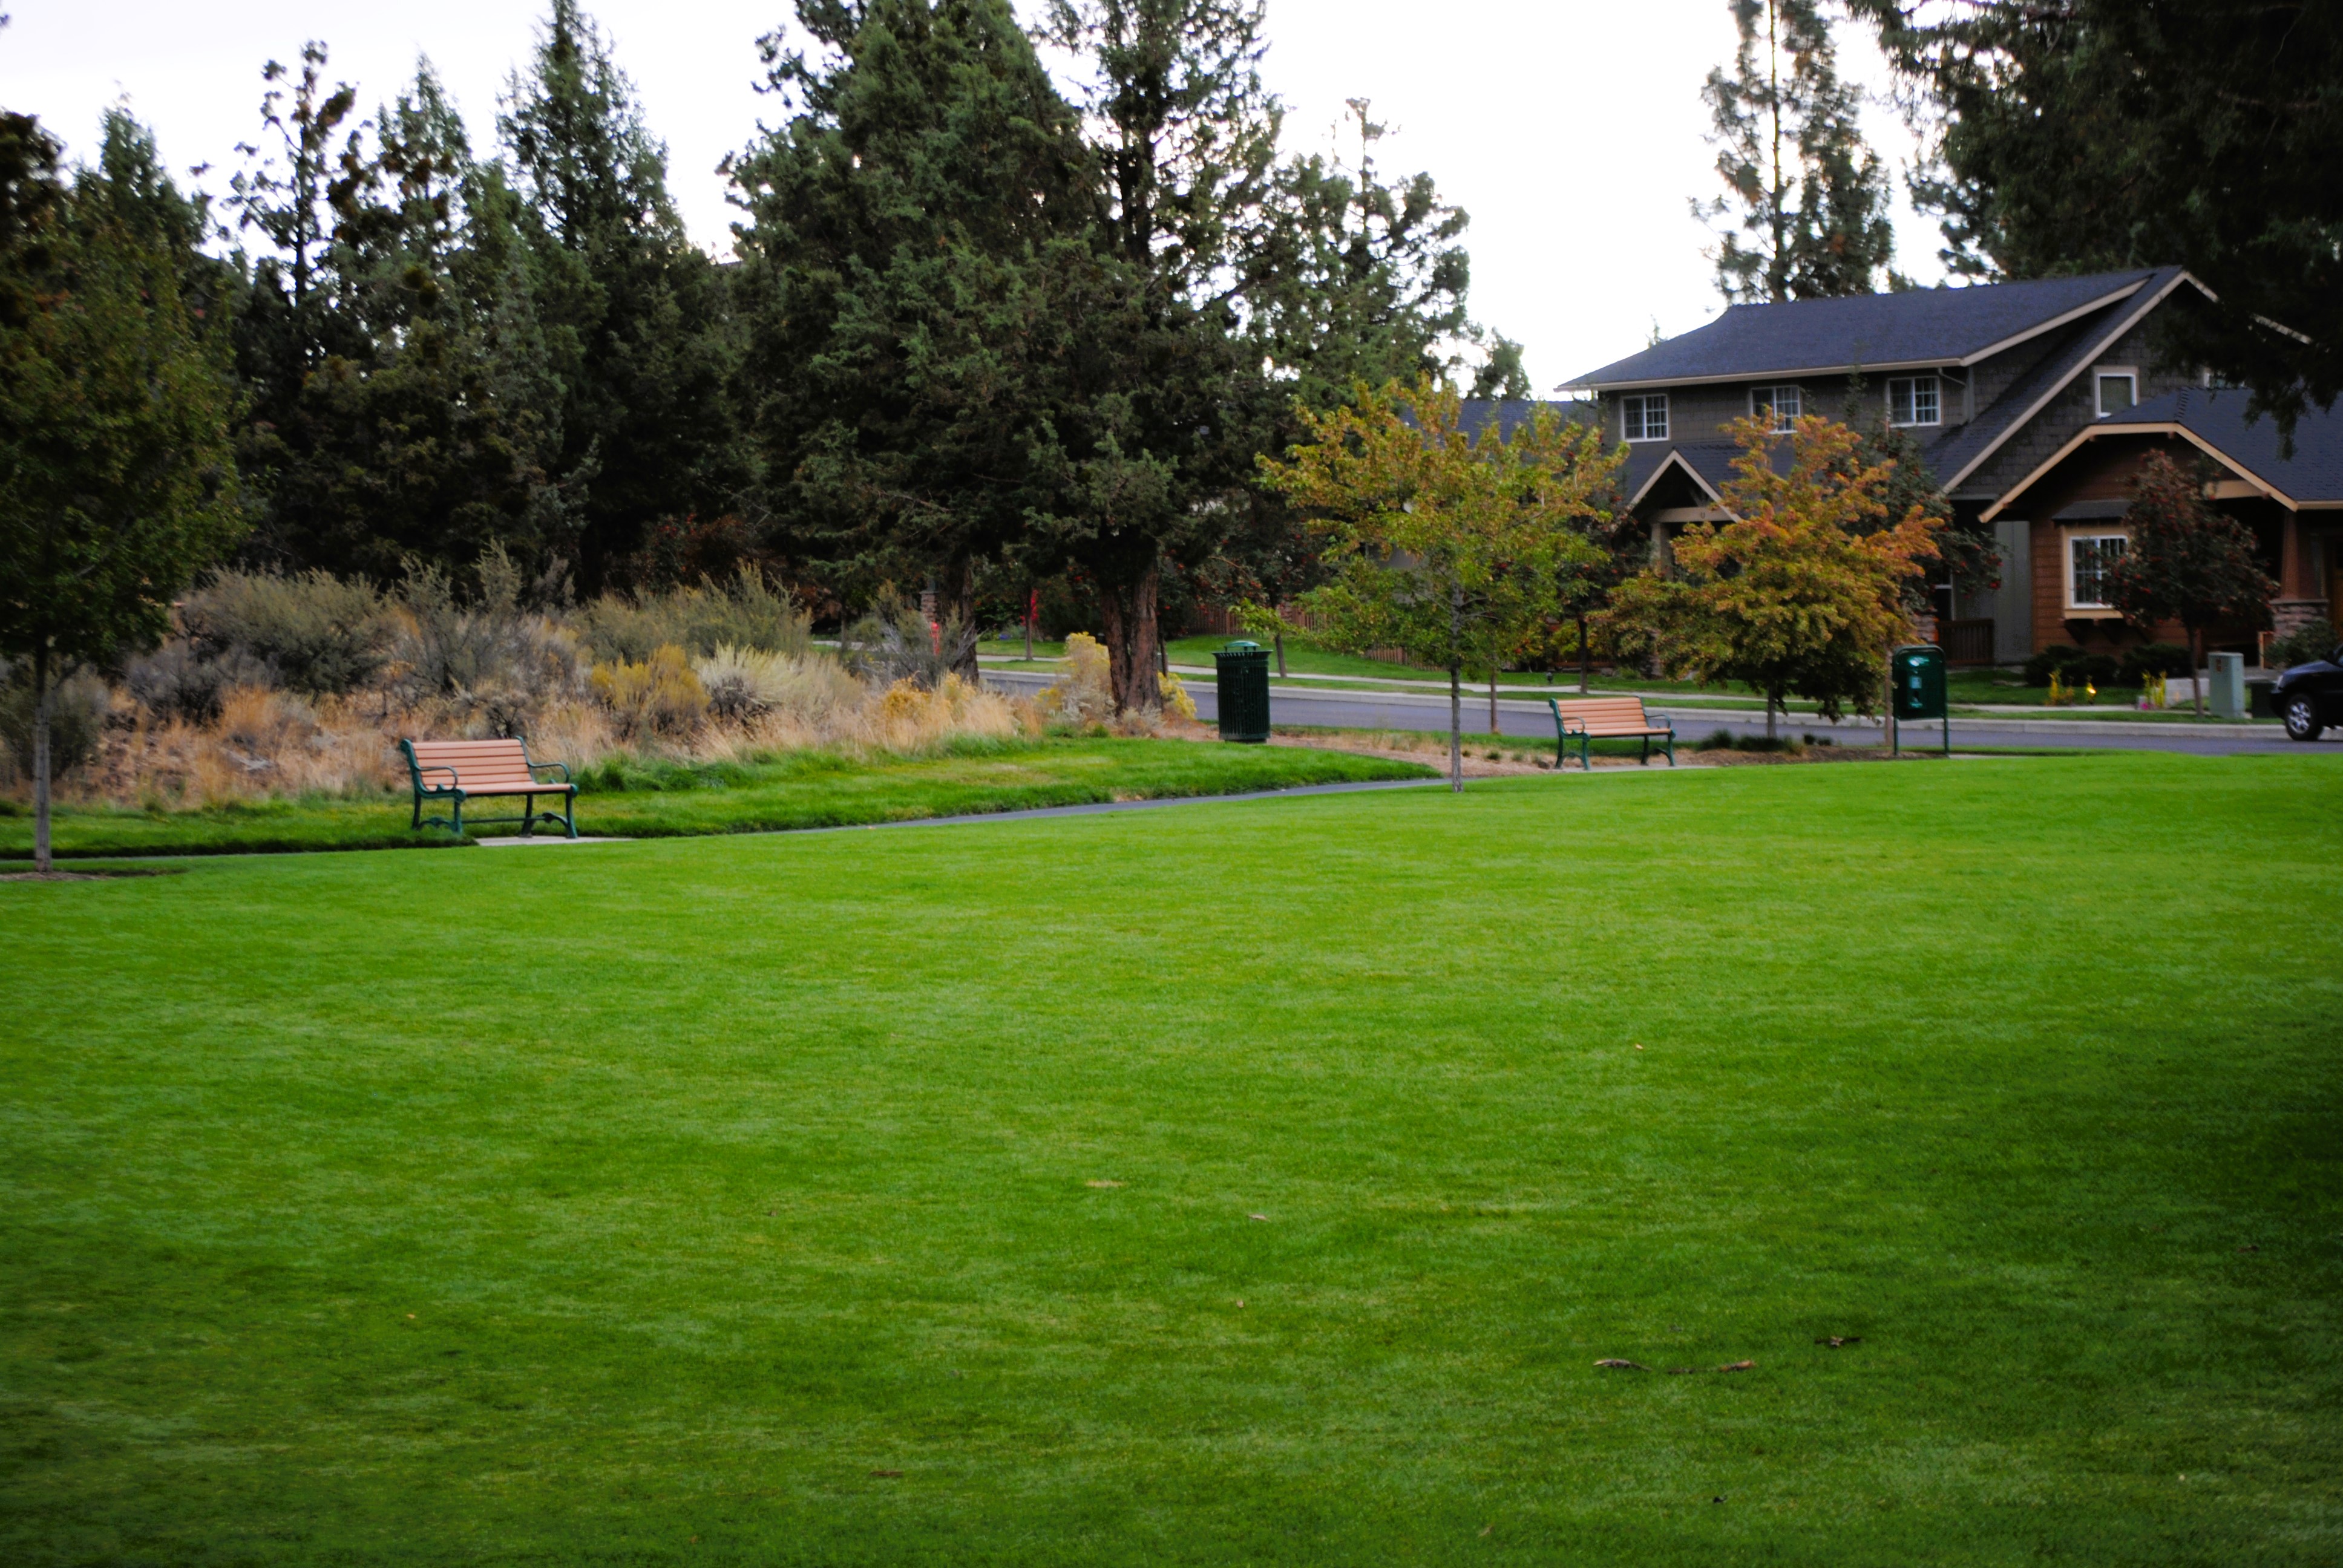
[981,670,2276,740]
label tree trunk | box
[1488,665,1499,736]
[1577,614,1590,694]
[31,644,53,875]
[1273,630,1286,678]
[1095,553,1163,715]
[1447,664,1464,792]
[1766,687,1780,743]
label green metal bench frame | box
[1546,697,1676,772]
[400,737,578,838]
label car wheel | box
[2282,694,2325,741]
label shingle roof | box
[1571,269,2174,390]
[2100,387,2343,505]
[1454,398,1598,442]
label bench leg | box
[1663,734,1676,766]
[563,792,577,839]
[411,794,423,831]
[451,795,463,838]
[1578,734,1592,772]
[1640,736,1650,766]
[522,794,535,837]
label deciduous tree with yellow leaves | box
[1260,379,1619,789]
[1601,415,1939,740]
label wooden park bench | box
[400,737,578,838]
[1545,696,1677,771]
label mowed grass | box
[0,737,1431,858]
[3,753,2339,1565]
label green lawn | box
[0,738,1432,859]
[5,753,2339,1564]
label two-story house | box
[1550,266,2335,664]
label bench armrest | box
[413,764,460,789]
[530,760,572,783]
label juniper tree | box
[1697,0,1896,302]
[732,0,1100,675]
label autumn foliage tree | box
[2103,449,2276,717]
[1261,379,1617,789]
[1602,415,1939,740]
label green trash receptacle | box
[1214,639,1271,743]
[1890,643,1948,754]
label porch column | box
[2271,509,2332,638]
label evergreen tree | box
[228,51,577,577]
[732,0,1099,670]
[1697,0,1895,302]
[501,0,744,592]
[1849,0,2343,438]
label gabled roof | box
[1454,398,1598,442]
[1984,387,2343,519]
[1570,269,2179,391]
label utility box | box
[2208,651,2246,719]
[1892,644,1947,720]
[1213,640,1271,743]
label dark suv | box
[2273,644,2343,740]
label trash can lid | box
[1220,639,1262,652]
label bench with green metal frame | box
[401,737,577,838]
[1545,696,1676,771]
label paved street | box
[985,668,2333,757]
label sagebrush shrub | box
[0,665,110,779]
[576,564,812,664]
[183,569,393,695]
[123,641,275,722]
[1037,633,1114,725]
[591,645,709,739]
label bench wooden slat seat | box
[1545,696,1676,771]
[401,737,577,838]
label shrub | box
[1037,632,1115,726]
[1159,670,1198,722]
[122,641,276,723]
[591,644,709,740]
[182,569,393,695]
[2120,642,2193,683]
[2068,652,2122,687]
[2267,621,2339,670]
[393,549,584,730]
[575,564,812,664]
[0,664,110,779]
[839,590,977,690]
[2022,644,2085,687]
[692,645,862,728]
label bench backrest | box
[404,737,542,793]
[1548,696,1660,735]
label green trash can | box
[1891,642,1948,754]
[1213,639,1271,743]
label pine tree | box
[500,0,744,592]
[1697,0,1895,302]
[228,51,578,577]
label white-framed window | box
[1887,375,1940,427]
[1750,384,1801,431]
[2096,368,2138,417]
[1621,393,1669,442]
[2069,532,2128,609]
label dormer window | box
[2096,370,2137,417]
[1621,393,1669,442]
[1750,384,1802,432]
[1887,376,1940,428]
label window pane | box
[2098,374,2135,414]
[1889,379,1912,424]
[1913,377,1939,423]
[1649,397,1666,439]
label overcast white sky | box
[1,0,1946,389]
